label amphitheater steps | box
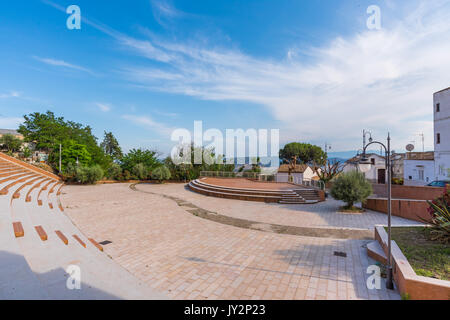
[189,179,318,204]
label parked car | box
[427,180,450,187]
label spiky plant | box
[426,187,450,243]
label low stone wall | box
[371,184,444,200]
[374,226,450,300]
[363,198,431,223]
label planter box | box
[363,198,431,223]
[373,226,450,300]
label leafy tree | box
[50,139,91,171]
[330,171,373,209]
[166,143,234,181]
[22,146,32,159]
[120,148,161,172]
[107,163,122,180]
[100,131,123,160]
[279,143,327,165]
[0,134,22,152]
[75,165,104,184]
[132,163,149,180]
[18,111,111,170]
[151,166,171,183]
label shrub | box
[132,163,149,180]
[151,166,171,183]
[426,187,450,243]
[107,163,122,180]
[330,171,373,209]
[122,170,131,181]
[75,165,104,184]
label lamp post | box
[359,133,394,290]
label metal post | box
[59,144,62,173]
[386,133,394,289]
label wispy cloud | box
[95,103,111,112]
[119,0,450,150]
[122,114,175,136]
[33,56,93,74]
[0,91,21,99]
[43,0,450,151]
[0,116,23,129]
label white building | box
[343,153,387,184]
[403,152,435,186]
[276,164,318,183]
[434,87,450,181]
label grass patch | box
[389,227,450,281]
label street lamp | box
[360,133,394,290]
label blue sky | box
[1,0,449,157]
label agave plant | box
[426,187,450,243]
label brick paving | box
[138,183,423,230]
[61,183,401,300]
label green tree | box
[132,163,149,180]
[151,166,171,183]
[100,131,123,160]
[51,139,91,170]
[18,111,111,170]
[120,148,161,172]
[75,165,104,184]
[107,163,122,180]
[279,143,327,165]
[0,134,22,152]
[330,171,373,209]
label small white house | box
[404,152,435,186]
[343,153,387,184]
[276,164,318,183]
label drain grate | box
[99,240,113,246]
[334,251,347,258]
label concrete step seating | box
[189,179,319,204]
[0,152,164,299]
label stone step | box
[367,240,387,265]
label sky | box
[0,0,449,158]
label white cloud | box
[122,114,175,136]
[0,116,23,129]
[34,56,93,74]
[119,0,450,151]
[0,91,21,99]
[95,103,111,112]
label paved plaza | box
[60,183,410,300]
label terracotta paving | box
[138,183,423,230]
[61,183,401,300]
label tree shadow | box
[0,250,123,300]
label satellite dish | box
[406,144,415,152]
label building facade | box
[343,153,387,184]
[434,87,450,181]
[403,152,435,186]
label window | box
[436,103,440,112]
[371,158,375,165]
[437,133,441,144]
